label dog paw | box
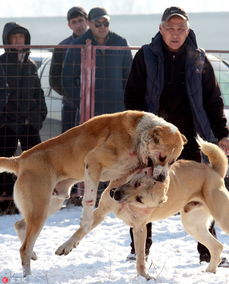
[138,270,154,281]
[205,264,217,273]
[145,273,153,281]
[139,272,153,281]
[55,240,76,256]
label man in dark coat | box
[49,6,88,132]
[0,22,47,213]
[124,7,229,266]
[62,7,133,130]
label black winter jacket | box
[124,31,228,141]
[49,33,78,96]
[0,22,47,131]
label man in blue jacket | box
[124,6,229,266]
[62,7,132,129]
[49,6,88,132]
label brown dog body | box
[0,110,186,276]
[62,137,229,280]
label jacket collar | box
[148,29,198,55]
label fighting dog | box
[60,137,229,280]
[0,110,186,276]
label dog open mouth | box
[146,156,167,182]
[147,157,154,167]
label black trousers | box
[129,142,216,258]
[0,125,41,212]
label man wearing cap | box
[62,7,132,129]
[0,22,47,213]
[124,7,229,266]
[49,6,88,132]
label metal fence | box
[0,43,228,212]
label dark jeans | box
[0,125,41,212]
[130,142,216,259]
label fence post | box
[90,47,96,118]
[80,39,93,123]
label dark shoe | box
[199,253,210,263]
[126,249,149,262]
[200,254,229,268]
[218,257,229,268]
[126,252,136,261]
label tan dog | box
[60,137,229,280]
[0,110,186,276]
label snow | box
[0,205,229,284]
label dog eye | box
[159,154,166,162]
[136,196,143,203]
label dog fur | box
[62,137,229,280]
[0,110,186,276]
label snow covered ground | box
[0,205,229,284]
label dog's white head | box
[138,125,187,181]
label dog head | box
[110,174,169,208]
[139,125,187,181]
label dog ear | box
[181,134,188,145]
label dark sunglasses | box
[94,21,109,28]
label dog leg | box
[81,160,101,232]
[15,197,65,267]
[13,173,55,277]
[56,190,111,256]
[181,205,223,273]
[19,212,48,277]
[81,178,99,232]
[204,184,229,235]
[14,219,38,261]
[133,224,152,280]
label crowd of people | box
[0,5,229,267]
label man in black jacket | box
[124,7,229,266]
[0,22,47,213]
[49,6,88,132]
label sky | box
[0,0,229,17]
[0,206,229,284]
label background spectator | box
[62,7,132,129]
[0,22,47,214]
[124,6,229,266]
[49,6,88,133]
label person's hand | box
[218,137,229,155]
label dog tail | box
[196,135,228,178]
[0,156,19,175]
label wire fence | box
[0,44,228,214]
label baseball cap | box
[88,7,110,21]
[67,7,87,21]
[161,6,189,22]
